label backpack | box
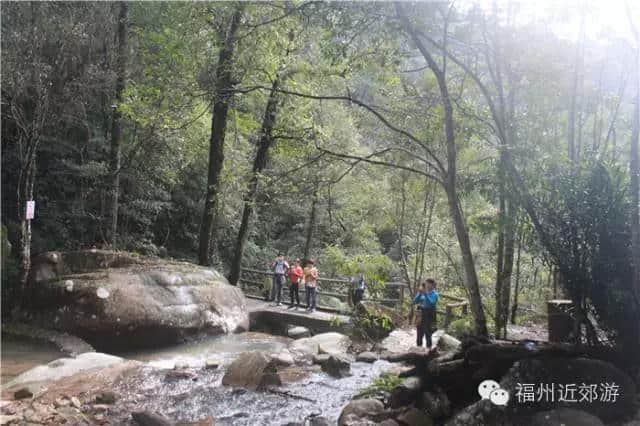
[274,260,287,274]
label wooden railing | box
[239,267,470,325]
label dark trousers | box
[306,286,316,309]
[289,282,300,306]
[417,308,435,348]
[271,274,285,302]
[353,289,364,305]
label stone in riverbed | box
[26,250,249,349]
[165,369,196,381]
[131,411,172,426]
[287,326,311,339]
[271,350,295,366]
[13,386,34,400]
[204,359,220,370]
[320,354,351,378]
[435,331,461,354]
[3,352,125,392]
[222,351,280,390]
[396,407,433,426]
[338,398,385,426]
[390,376,423,408]
[70,396,82,409]
[289,332,351,356]
[95,390,117,404]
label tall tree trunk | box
[510,222,523,325]
[15,2,46,302]
[228,76,281,285]
[494,181,506,337]
[303,179,319,261]
[198,5,244,266]
[398,4,488,336]
[630,45,640,325]
[397,174,413,287]
[498,199,516,338]
[108,1,128,250]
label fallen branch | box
[266,388,316,402]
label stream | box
[1,336,66,383]
[2,332,392,425]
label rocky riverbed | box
[0,330,397,425]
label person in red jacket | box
[287,258,303,309]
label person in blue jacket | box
[413,278,439,349]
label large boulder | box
[25,250,249,348]
[221,351,280,390]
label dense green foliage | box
[2,2,639,354]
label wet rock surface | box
[24,250,249,349]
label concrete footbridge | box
[246,298,352,335]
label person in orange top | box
[303,259,319,312]
[287,258,303,310]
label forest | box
[2,0,640,405]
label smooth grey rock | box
[290,332,351,356]
[27,250,249,347]
[287,326,311,339]
[271,350,295,367]
[338,399,385,426]
[2,352,124,391]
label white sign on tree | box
[26,200,35,220]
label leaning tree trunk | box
[108,1,128,250]
[198,5,244,266]
[398,5,488,337]
[228,76,281,285]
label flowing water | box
[108,357,391,425]
[114,332,291,369]
[108,332,391,425]
[0,336,66,383]
[2,331,391,424]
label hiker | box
[287,258,303,309]
[271,253,289,305]
[413,278,439,349]
[352,274,365,306]
[302,259,318,312]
